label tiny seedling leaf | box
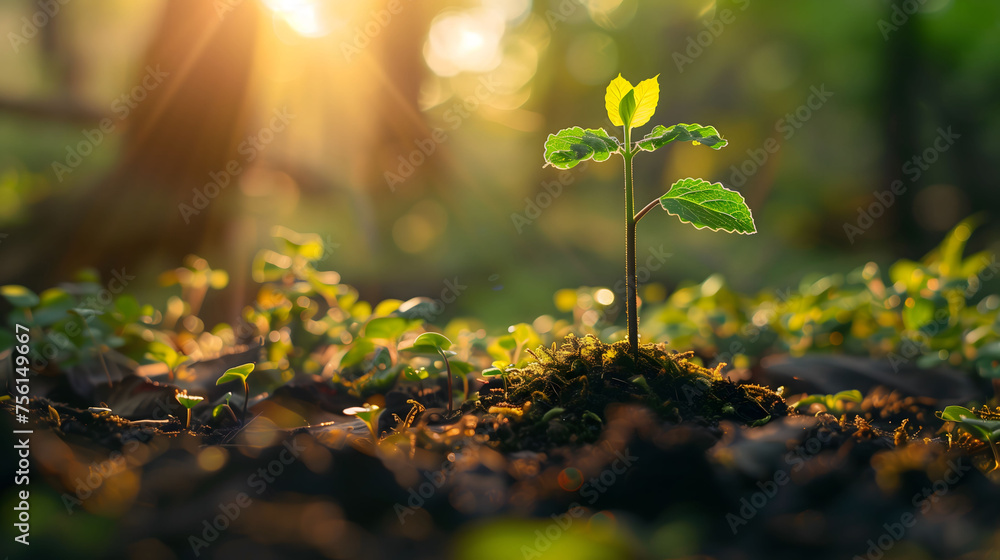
[217,362,255,385]
[660,178,756,234]
[618,90,637,129]
[175,392,204,409]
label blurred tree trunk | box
[6,0,260,291]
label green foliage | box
[1,285,40,308]
[938,405,1000,470]
[792,390,863,415]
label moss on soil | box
[479,334,789,449]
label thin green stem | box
[439,348,454,414]
[623,127,639,362]
[241,379,249,425]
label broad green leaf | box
[482,367,503,377]
[412,332,452,351]
[341,338,375,369]
[636,123,728,152]
[217,362,255,385]
[629,75,659,128]
[659,178,756,234]
[543,127,621,169]
[618,90,636,129]
[605,74,632,127]
[1,285,39,308]
[365,317,408,340]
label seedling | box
[175,390,204,430]
[343,404,384,443]
[792,390,863,416]
[543,74,755,361]
[938,406,1000,471]
[212,392,238,423]
[482,360,512,399]
[401,333,458,414]
[216,363,255,425]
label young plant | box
[401,333,458,414]
[938,406,1000,471]
[175,390,204,430]
[543,74,756,361]
[343,404,384,443]
[212,392,238,423]
[216,363,255,425]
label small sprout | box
[541,407,566,422]
[401,333,458,414]
[175,390,204,430]
[792,390,863,416]
[212,392,238,423]
[216,363,255,425]
[938,406,1000,471]
[583,411,603,424]
[344,404,383,442]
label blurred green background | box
[0,0,997,330]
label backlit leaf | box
[659,178,756,234]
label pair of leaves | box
[543,123,726,170]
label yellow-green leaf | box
[629,75,659,128]
[605,74,633,127]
